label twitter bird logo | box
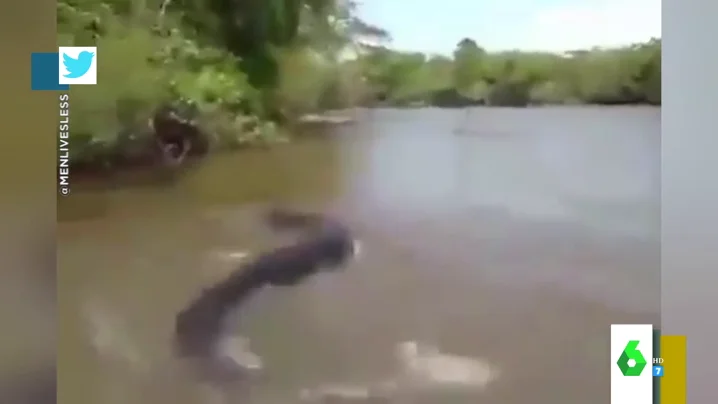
[58,46,98,85]
[63,51,94,78]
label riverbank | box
[65,102,661,181]
[65,105,360,178]
[367,87,661,109]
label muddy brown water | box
[58,107,660,404]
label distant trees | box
[452,38,486,99]
[358,38,661,107]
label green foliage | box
[67,25,170,142]
[57,0,384,168]
[57,0,659,171]
[274,46,333,116]
[358,38,661,107]
[452,38,485,97]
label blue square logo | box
[31,46,97,91]
[58,46,97,85]
[652,365,664,377]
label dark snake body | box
[174,210,358,365]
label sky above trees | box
[357,0,661,54]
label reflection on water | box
[58,107,660,404]
[299,339,499,403]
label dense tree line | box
[359,38,661,107]
[57,0,659,168]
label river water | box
[58,106,660,404]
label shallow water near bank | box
[58,106,660,403]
